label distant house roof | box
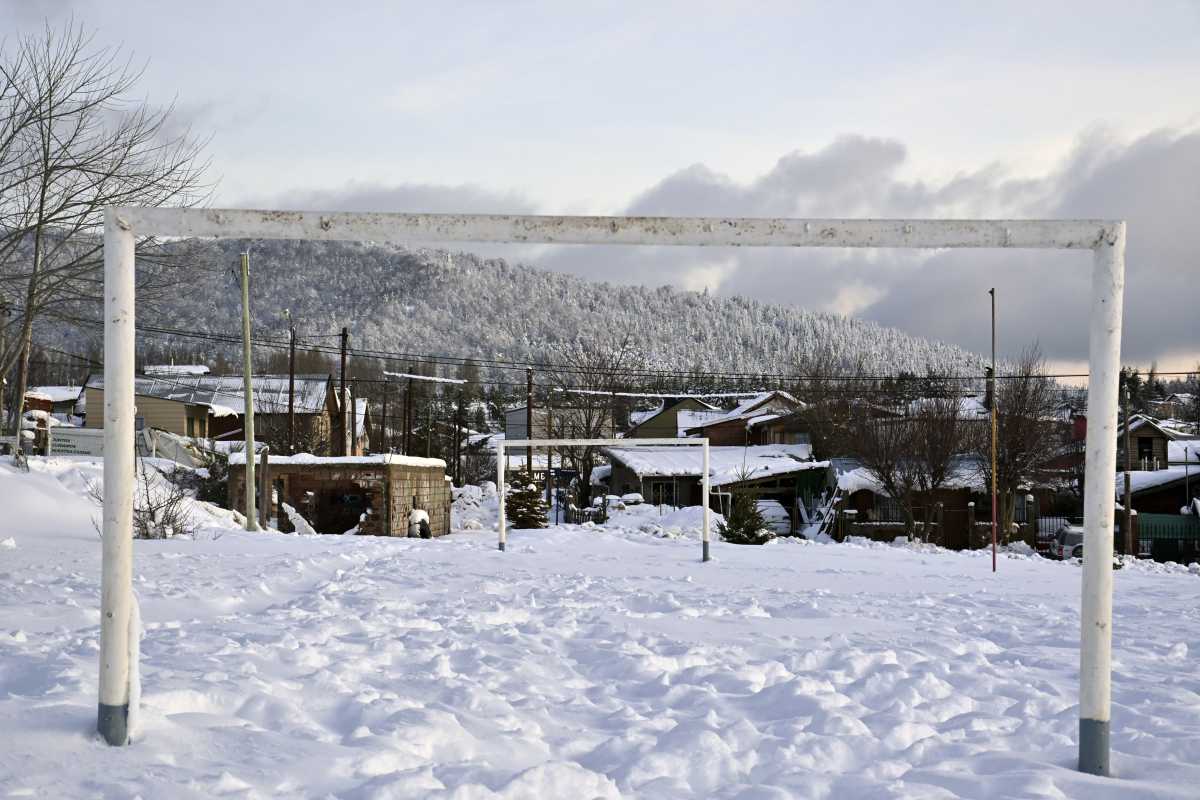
[144,364,210,377]
[1123,414,1193,441]
[837,455,988,494]
[627,397,721,436]
[1115,466,1193,497]
[681,391,803,434]
[604,443,821,487]
[26,385,83,404]
[229,452,444,468]
[85,373,332,415]
[1167,439,1200,464]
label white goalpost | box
[497,437,711,559]
[98,208,1124,778]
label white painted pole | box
[98,211,136,746]
[1078,225,1126,777]
[497,442,506,551]
[702,439,711,562]
[239,252,257,531]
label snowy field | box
[2,457,1199,798]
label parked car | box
[1052,524,1085,560]
[757,500,792,536]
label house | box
[1116,414,1190,472]
[227,452,451,536]
[1118,465,1199,514]
[24,386,83,417]
[625,397,720,438]
[681,391,805,446]
[603,443,829,524]
[503,404,552,440]
[83,373,349,454]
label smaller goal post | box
[497,438,712,561]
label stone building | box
[228,453,451,537]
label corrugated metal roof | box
[85,373,332,415]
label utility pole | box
[425,400,432,458]
[339,327,349,456]
[989,287,997,572]
[526,368,533,471]
[240,251,257,531]
[350,382,358,456]
[404,373,413,454]
[382,382,389,452]
[286,311,296,454]
[1123,380,1133,557]
[455,389,464,484]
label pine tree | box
[718,491,774,545]
[505,468,548,529]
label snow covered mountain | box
[135,239,981,381]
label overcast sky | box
[4,1,1198,372]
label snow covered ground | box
[2,457,1199,798]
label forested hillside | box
[138,239,983,378]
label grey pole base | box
[1078,718,1110,776]
[498,541,505,552]
[98,702,129,746]
[702,541,710,562]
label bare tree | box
[546,334,643,506]
[842,374,972,540]
[844,393,922,537]
[972,345,1061,539]
[0,22,211,432]
[908,389,973,542]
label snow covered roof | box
[86,373,332,415]
[680,391,803,432]
[26,385,83,404]
[604,444,822,487]
[228,452,445,469]
[1117,466,1194,496]
[836,456,988,494]
[628,404,664,427]
[144,364,210,377]
[1124,414,1193,441]
[1168,439,1200,464]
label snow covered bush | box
[718,491,774,545]
[89,460,196,540]
[505,469,548,529]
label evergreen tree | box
[505,468,548,529]
[718,491,774,545]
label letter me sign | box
[100,208,1125,777]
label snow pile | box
[2,460,1200,797]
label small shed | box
[228,453,451,537]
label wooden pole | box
[259,446,270,529]
[382,386,389,452]
[455,390,464,484]
[287,322,295,454]
[989,287,997,572]
[339,327,348,456]
[525,368,534,472]
[1123,382,1133,557]
[240,252,258,531]
[404,374,413,455]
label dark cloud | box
[535,131,1199,366]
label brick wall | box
[388,465,453,537]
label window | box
[186,417,194,437]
